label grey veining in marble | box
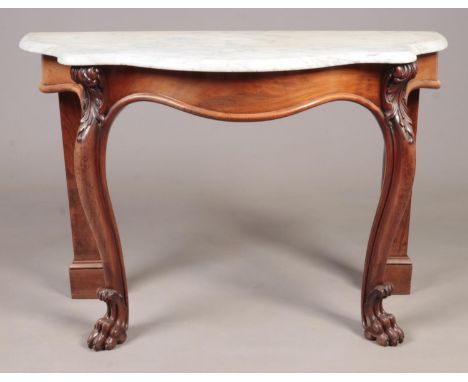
[19,31,447,72]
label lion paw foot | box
[363,283,404,347]
[87,288,128,351]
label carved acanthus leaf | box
[71,67,105,142]
[382,63,417,144]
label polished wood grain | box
[383,89,420,294]
[361,63,417,346]
[58,92,104,298]
[70,67,128,350]
[49,54,436,297]
[38,53,441,350]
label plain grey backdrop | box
[1,8,467,372]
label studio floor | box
[1,179,467,372]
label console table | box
[20,31,447,350]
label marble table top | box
[19,31,447,72]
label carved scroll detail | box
[71,67,105,142]
[382,63,417,144]
[87,288,128,351]
[363,283,404,346]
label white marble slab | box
[19,31,447,72]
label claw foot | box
[87,288,128,351]
[363,283,404,346]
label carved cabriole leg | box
[58,92,105,298]
[71,66,128,351]
[361,63,417,346]
[384,89,420,294]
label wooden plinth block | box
[384,257,412,295]
[69,261,105,299]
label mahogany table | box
[20,31,447,350]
